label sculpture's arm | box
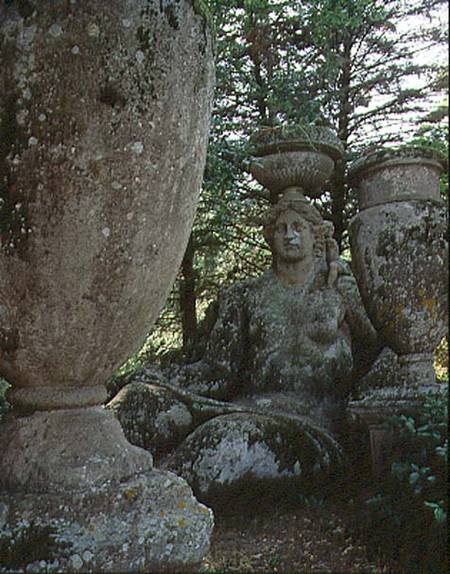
[336,272,382,377]
[164,283,248,400]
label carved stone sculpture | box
[349,148,448,391]
[106,130,448,497]
[0,2,214,571]
[348,147,448,474]
[107,129,381,502]
[250,125,344,201]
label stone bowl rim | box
[251,139,344,162]
[250,125,344,161]
[249,148,335,197]
[348,146,448,184]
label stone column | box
[348,147,448,476]
[0,2,214,571]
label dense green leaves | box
[361,387,448,571]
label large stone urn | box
[348,147,448,474]
[0,2,214,572]
[250,125,344,201]
[349,147,448,388]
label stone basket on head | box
[249,125,344,202]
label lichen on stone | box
[349,145,448,184]
[108,259,377,500]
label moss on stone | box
[0,378,10,420]
[164,3,180,30]
[191,0,216,48]
[375,228,396,257]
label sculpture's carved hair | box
[263,198,327,257]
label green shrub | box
[360,386,448,573]
[391,387,447,519]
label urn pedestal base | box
[0,408,213,572]
[349,384,443,478]
[398,353,436,387]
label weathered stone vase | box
[250,125,344,200]
[349,148,448,389]
[0,2,214,571]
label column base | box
[0,407,213,572]
[0,406,154,491]
[0,470,213,573]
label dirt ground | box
[200,499,394,574]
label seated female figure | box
[108,190,379,501]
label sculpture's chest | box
[246,284,344,345]
[242,280,352,392]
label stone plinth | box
[349,384,444,477]
[0,466,213,573]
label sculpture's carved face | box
[272,209,314,263]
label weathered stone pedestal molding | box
[348,147,448,475]
[0,2,214,571]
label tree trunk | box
[180,234,198,353]
[332,35,353,250]
[331,158,347,250]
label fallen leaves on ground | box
[200,501,392,573]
